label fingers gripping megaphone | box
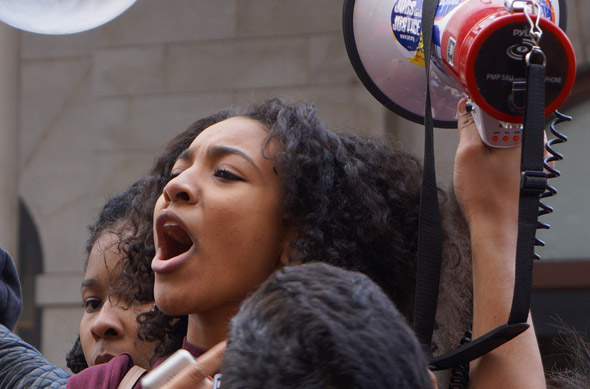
[343,0,576,148]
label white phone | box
[141,349,196,389]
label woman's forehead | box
[85,231,124,277]
[186,116,269,153]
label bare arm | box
[453,99,545,388]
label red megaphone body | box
[436,0,575,124]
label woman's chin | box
[154,290,190,316]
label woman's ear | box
[278,228,299,266]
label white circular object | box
[0,0,137,35]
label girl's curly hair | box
[66,175,163,372]
[65,336,87,374]
[131,97,471,360]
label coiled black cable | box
[534,110,571,257]
[448,331,472,389]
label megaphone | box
[0,0,137,35]
[343,0,576,147]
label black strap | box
[510,61,546,324]
[415,0,547,370]
[413,0,442,356]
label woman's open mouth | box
[160,221,193,260]
[153,210,195,272]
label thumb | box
[161,341,226,389]
[456,98,480,145]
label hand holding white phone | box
[141,341,226,389]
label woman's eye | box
[83,299,102,313]
[168,171,182,180]
[214,168,243,181]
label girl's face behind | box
[152,116,291,322]
[79,231,155,368]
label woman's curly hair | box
[133,97,472,359]
[65,336,87,374]
[66,176,163,372]
[250,98,472,352]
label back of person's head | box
[220,262,432,389]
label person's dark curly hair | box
[65,335,87,374]
[90,175,165,304]
[249,98,471,352]
[222,262,432,388]
[66,176,162,372]
[133,97,471,360]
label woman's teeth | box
[163,222,192,245]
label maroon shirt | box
[66,339,206,389]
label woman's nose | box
[162,173,197,204]
[89,302,123,340]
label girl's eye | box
[214,168,243,181]
[83,299,102,313]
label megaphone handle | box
[469,101,522,148]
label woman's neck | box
[186,303,240,349]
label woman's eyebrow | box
[175,149,192,162]
[80,278,97,289]
[208,145,260,172]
